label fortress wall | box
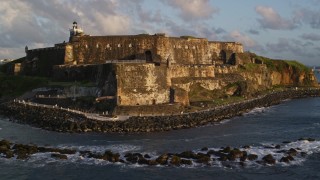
[24,47,65,76]
[68,35,242,66]
[209,42,243,56]
[71,35,159,65]
[115,63,169,106]
[167,38,211,65]
[169,64,215,80]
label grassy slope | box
[0,72,48,97]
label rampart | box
[67,35,243,65]
[23,46,66,76]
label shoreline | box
[0,88,320,133]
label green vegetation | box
[239,63,260,72]
[0,72,96,98]
[0,72,48,97]
[253,55,311,73]
[189,83,219,102]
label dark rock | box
[280,156,290,163]
[144,154,151,159]
[138,157,149,165]
[242,145,251,149]
[58,148,76,155]
[218,155,228,161]
[247,154,258,161]
[275,145,281,149]
[262,154,276,165]
[124,153,133,158]
[177,151,198,159]
[287,148,298,156]
[282,141,291,144]
[298,138,315,142]
[126,156,138,164]
[0,140,11,149]
[0,145,9,154]
[170,155,181,166]
[300,152,308,157]
[207,150,225,158]
[201,147,209,151]
[51,153,68,160]
[181,159,193,165]
[156,154,169,165]
[5,150,14,158]
[227,149,244,161]
[221,146,232,153]
[79,150,91,156]
[148,160,159,166]
[240,156,247,162]
[133,153,143,158]
[196,156,211,164]
[13,144,38,155]
[17,152,29,160]
[280,155,294,163]
[307,138,316,142]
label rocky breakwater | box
[0,138,318,168]
[0,88,320,133]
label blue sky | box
[0,0,319,65]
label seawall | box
[0,88,320,133]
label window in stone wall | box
[118,44,122,48]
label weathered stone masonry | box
[19,22,245,107]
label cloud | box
[223,31,258,49]
[266,38,316,58]
[0,0,142,59]
[163,0,218,21]
[255,6,297,30]
[294,8,320,29]
[300,33,320,41]
[248,29,260,35]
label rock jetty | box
[0,88,319,133]
[0,138,316,168]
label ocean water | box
[0,74,319,180]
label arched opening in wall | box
[219,50,227,64]
[152,99,156,105]
[229,53,236,65]
[169,88,175,104]
[145,50,153,62]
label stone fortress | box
[19,22,267,112]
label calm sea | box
[0,73,319,180]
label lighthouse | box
[69,21,84,41]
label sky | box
[0,0,320,66]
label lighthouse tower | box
[69,21,84,41]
